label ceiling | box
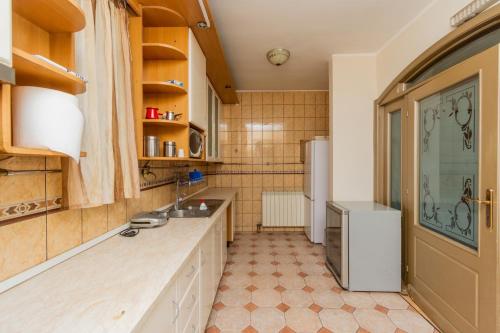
[209,0,435,90]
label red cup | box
[145,107,160,119]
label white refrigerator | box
[303,138,328,244]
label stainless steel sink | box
[167,199,225,218]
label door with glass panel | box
[406,46,499,333]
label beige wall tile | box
[47,209,82,259]
[217,91,330,231]
[82,205,108,242]
[153,184,171,209]
[108,200,127,230]
[46,173,62,200]
[0,216,46,280]
[140,189,155,212]
[126,197,142,220]
[251,92,262,105]
[262,92,273,105]
[294,92,305,104]
[0,173,45,206]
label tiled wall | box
[0,90,329,283]
[213,91,329,232]
[0,156,212,282]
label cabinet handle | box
[172,300,179,324]
[186,265,196,278]
[201,250,206,266]
[192,324,197,333]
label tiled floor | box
[206,232,438,333]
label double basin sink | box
[166,199,225,218]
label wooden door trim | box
[377,5,500,106]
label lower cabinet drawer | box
[178,249,199,296]
[179,273,200,332]
[182,301,200,333]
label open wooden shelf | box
[143,81,187,94]
[138,156,218,163]
[142,6,187,27]
[12,0,85,33]
[13,48,86,94]
[143,119,188,128]
[143,43,187,60]
[2,145,87,158]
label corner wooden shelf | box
[143,43,187,60]
[143,119,188,128]
[12,0,85,33]
[13,48,86,95]
[143,81,187,94]
[142,6,186,27]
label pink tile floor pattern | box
[205,232,438,333]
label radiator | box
[262,192,305,227]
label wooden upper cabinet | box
[188,28,208,131]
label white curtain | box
[70,0,139,207]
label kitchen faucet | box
[175,175,189,210]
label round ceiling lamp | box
[266,48,290,66]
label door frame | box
[377,99,408,282]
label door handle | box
[465,189,494,229]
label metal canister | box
[144,136,160,157]
[163,141,176,157]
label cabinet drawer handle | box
[186,265,196,278]
[172,300,179,323]
[191,324,197,333]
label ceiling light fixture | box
[266,48,290,66]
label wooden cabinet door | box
[136,281,178,333]
[199,225,215,328]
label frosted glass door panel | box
[418,77,479,249]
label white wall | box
[0,0,12,67]
[329,54,377,201]
[376,0,472,94]
[329,0,488,201]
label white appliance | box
[303,138,328,244]
[326,201,401,291]
[189,128,203,158]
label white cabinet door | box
[136,281,178,333]
[214,216,222,281]
[221,210,227,268]
[206,81,221,161]
[188,29,207,130]
[199,225,215,328]
[0,0,12,67]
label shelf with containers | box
[0,0,87,157]
[131,2,193,160]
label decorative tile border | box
[0,197,62,222]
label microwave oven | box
[189,128,203,158]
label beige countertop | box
[0,188,237,333]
